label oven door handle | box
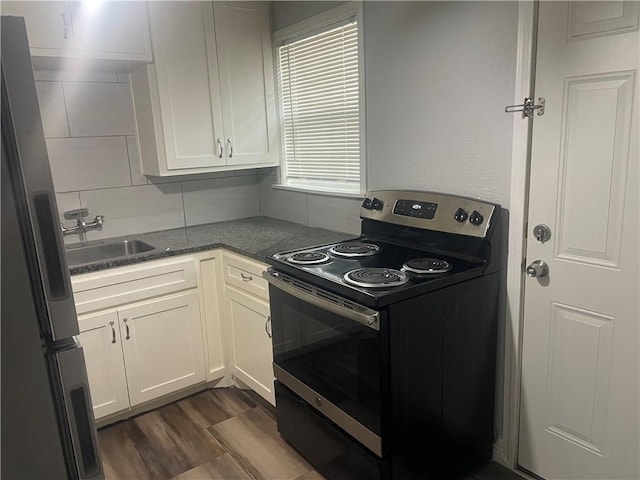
[263,269,380,330]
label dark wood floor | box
[97,387,526,480]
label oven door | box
[264,269,384,457]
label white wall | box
[364,1,517,207]
[36,69,261,243]
[262,1,518,236]
[271,1,346,31]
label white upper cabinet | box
[131,1,278,176]
[136,1,225,171]
[1,1,151,62]
[214,2,278,167]
[70,1,151,61]
[1,1,75,53]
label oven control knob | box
[362,197,373,209]
[371,198,384,210]
[454,208,468,223]
[469,210,484,226]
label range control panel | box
[393,200,438,219]
[360,190,499,238]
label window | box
[274,4,364,195]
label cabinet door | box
[119,292,206,406]
[226,285,275,405]
[70,1,151,61]
[146,1,225,171]
[77,310,129,420]
[199,256,226,381]
[1,1,74,53]
[214,1,278,167]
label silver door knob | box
[526,260,549,278]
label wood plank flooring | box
[97,387,526,480]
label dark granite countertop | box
[67,216,356,275]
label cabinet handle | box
[123,318,130,340]
[240,272,253,282]
[109,320,116,344]
[217,138,223,158]
[227,138,233,158]
[61,13,69,40]
[265,315,272,339]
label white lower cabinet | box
[78,291,205,420]
[222,251,275,406]
[73,256,211,422]
[78,310,129,420]
[74,249,275,421]
[226,285,274,405]
[118,292,206,406]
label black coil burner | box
[287,251,331,265]
[402,258,453,275]
[329,242,380,258]
[343,268,409,288]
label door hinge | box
[505,97,545,118]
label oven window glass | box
[270,288,381,435]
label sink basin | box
[66,239,160,267]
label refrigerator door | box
[2,136,103,480]
[1,15,78,341]
[57,341,104,480]
[1,137,70,479]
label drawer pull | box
[265,315,272,339]
[109,320,116,344]
[123,318,130,340]
[240,272,253,282]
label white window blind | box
[277,19,361,193]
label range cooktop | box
[265,190,501,308]
[267,239,486,308]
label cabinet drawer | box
[223,252,268,300]
[72,258,197,314]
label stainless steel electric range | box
[263,190,502,480]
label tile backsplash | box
[258,173,362,236]
[35,69,261,243]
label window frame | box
[272,1,366,197]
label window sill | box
[271,184,364,200]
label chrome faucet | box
[61,209,105,242]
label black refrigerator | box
[1,16,103,480]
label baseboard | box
[493,439,511,469]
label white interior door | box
[519,2,639,479]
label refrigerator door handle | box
[69,385,101,479]
[32,192,69,301]
[57,341,104,479]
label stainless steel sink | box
[66,239,160,267]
